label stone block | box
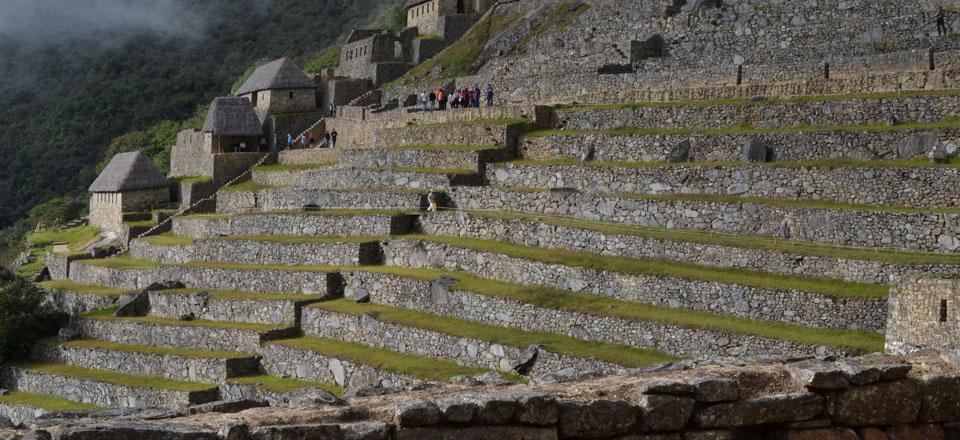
[919,376,960,422]
[184,399,269,415]
[886,424,945,440]
[639,380,696,396]
[465,394,518,424]
[666,140,691,163]
[395,426,557,440]
[438,396,479,423]
[788,360,850,390]
[769,428,858,440]
[837,360,881,386]
[250,424,342,440]
[694,393,823,428]
[558,399,639,439]
[515,393,559,426]
[897,132,937,158]
[57,424,219,440]
[828,380,921,426]
[341,422,391,440]
[396,400,442,427]
[690,377,739,402]
[638,394,695,431]
[741,138,768,163]
[858,427,888,440]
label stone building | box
[202,97,264,154]
[406,0,493,36]
[886,275,960,356]
[88,151,170,234]
[234,58,319,150]
[336,29,418,86]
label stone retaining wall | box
[172,213,411,239]
[373,124,511,149]
[489,162,960,208]
[300,306,624,377]
[147,291,302,326]
[448,187,960,253]
[277,148,339,166]
[44,289,119,316]
[129,238,382,266]
[342,271,845,359]
[253,167,454,191]
[418,211,958,285]
[381,238,884,331]
[886,276,960,355]
[557,94,960,131]
[520,128,960,163]
[31,342,259,384]
[76,318,281,353]
[216,190,258,214]
[69,261,337,295]
[261,343,422,390]
[0,403,44,427]
[0,368,217,410]
[255,188,427,212]
[340,148,506,172]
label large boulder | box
[828,380,921,426]
[558,399,638,439]
[742,138,769,163]
[694,393,823,428]
[897,132,937,158]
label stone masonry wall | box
[146,291,301,326]
[261,343,422,390]
[172,213,407,239]
[886,276,960,356]
[129,238,382,267]
[253,168,452,191]
[418,211,959,285]
[373,124,511,149]
[253,187,427,213]
[300,306,625,377]
[76,317,275,353]
[448,187,960,253]
[489,162,960,208]
[520,128,960,163]
[343,271,845,359]
[381,238,884,332]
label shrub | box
[0,268,59,361]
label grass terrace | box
[39,280,133,297]
[212,235,387,244]
[143,233,196,246]
[173,176,214,185]
[158,288,324,303]
[228,374,344,396]
[221,179,276,192]
[254,163,329,173]
[502,157,960,169]
[0,391,100,412]
[429,117,530,127]
[616,193,960,215]
[46,338,254,360]
[404,234,888,299]
[15,363,218,392]
[314,299,677,368]
[368,166,477,175]
[83,307,289,332]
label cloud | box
[0,0,208,44]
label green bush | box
[0,268,59,361]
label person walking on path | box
[309,133,316,148]
[286,133,294,149]
[486,84,494,107]
[331,129,338,148]
[473,85,482,108]
[937,7,949,36]
[329,102,337,117]
[323,132,331,148]
[429,90,437,111]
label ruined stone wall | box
[343,271,844,358]
[169,130,214,179]
[211,152,268,186]
[887,276,960,355]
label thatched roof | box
[89,151,169,193]
[234,58,315,96]
[202,97,264,136]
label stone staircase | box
[11,83,960,423]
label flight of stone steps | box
[8,85,960,424]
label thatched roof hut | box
[88,151,169,193]
[234,58,315,96]
[202,97,263,137]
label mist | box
[0,0,210,45]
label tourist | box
[437,88,446,111]
[451,91,459,109]
[331,129,338,148]
[938,7,949,36]
[329,102,337,117]
[324,132,331,148]
[473,85,482,108]
[286,133,294,148]
[486,84,494,107]
[420,91,428,111]
[429,90,437,111]
[309,133,316,148]
[301,135,308,148]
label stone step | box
[372,121,518,149]
[554,91,960,131]
[339,145,511,173]
[418,211,960,285]
[33,339,260,383]
[448,186,960,253]
[146,289,321,325]
[252,166,481,191]
[261,336,498,390]
[76,312,295,353]
[381,236,886,332]
[0,391,100,426]
[488,160,960,208]
[1,364,219,410]
[340,268,884,359]
[219,187,429,214]
[173,211,419,239]
[302,299,674,377]
[40,280,133,316]
[69,257,340,295]
[130,235,385,266]
[520,126,960,163]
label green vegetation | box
[220,179,276,193]
[228,374,344,396]
[49,338,253,360]
[0,391,100,412]
[16,363,218,392]
[254,163,327,173]
[388,11,522,86]
[79,256,160,270]
[617,193,960,214]
[305,46,343,73]
[414,34,443,41]
[505,157,960,170]
[272,336,521,382]
[17,225,100,276]
[143,233,195,247]
[39,280,132,297]
[347,266,885,354]
[0,269,59,361]
[464,210,960,266]
[316,299,677,367]
[405,234,887,299]
[522,117,960,139]
[124,219,158,228]
[174,176,214,185]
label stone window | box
[941,299,948,323]
[289,92,294,100]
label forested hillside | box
[0,0,403,262]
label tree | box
[0,268,59,361]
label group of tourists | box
[286,130,338,149]
[419,84,494,111]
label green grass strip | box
[504,157,960,170]
[254,163,328,173]
[79,256,160,270]
[368,166,476,175]
[228,375,344,396]
[39,280,133,297]
[173,175,214,185]
[160,288,324,303]
[221,179,276,193]
[47,338,253,360]
[270,336,522,382]
[522,117,960,138]
[83,308,288,332]
[15,363,218,392]
[123,220,157,228]
[143,233,195,246]
[616,192,960,214]
[347,267,884,354]
[28,226,100,251]
[314,299,676,368]
[405,234,886,299]
[0,391,100,412]
[463,210,960,266]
